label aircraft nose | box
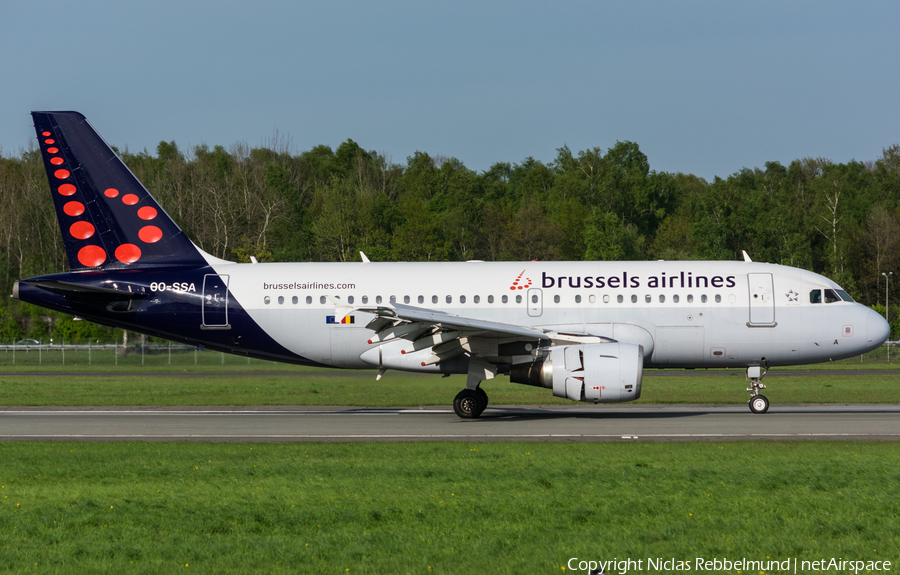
[866,308,891,345]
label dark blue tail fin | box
[32,111,209,271]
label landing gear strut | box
[746,365,769,414]
[453,387,488,418]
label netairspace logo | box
[565,557,893,574]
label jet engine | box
[509,343,644,403]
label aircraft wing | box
[359,302,551,342]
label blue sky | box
[1,1,898,180]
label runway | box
[1,404,898,442]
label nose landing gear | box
[746,365,769,414]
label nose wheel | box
[748,394,769,414]
[453,387,488,418]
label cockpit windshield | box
[810,288,855,304]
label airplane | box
[13,111,891,418]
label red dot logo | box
[137,206,158,220]
[70,221,95,240]
[77,245,106,267]
[138,225,162,243]
[54,169,70,179]
[63,201,85,217]
[58,184,77,196]
[122,194,139,205]
[44,139,55,145]
[47,147,58,154]
[50,157,64,165]
[104,188,119,198]
[42,131,51,137]
[115,244,141,264]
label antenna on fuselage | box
[742,250,753,263]
[360,251,371,263]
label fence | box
[0,342,280,368]
[0,340,897,368]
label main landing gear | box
[746,365,769,414]
[453,387,488,418]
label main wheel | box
[748,394,769,414]
[453,389,482,419]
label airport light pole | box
[883,271,893,362]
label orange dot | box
[137,206,158,220]
[63,201,85,217]
[58,184,77,196]
[115,244,141,264]
[54,169,70,179]
[122,194,139,205]
[104,188,119,198]
[42,131,51,137]
[77,245,106,267]
[47,147,58,154]
[138,225,162,243]
[70,221,95,240]
[44,139,55,145]
[50,157,64,165]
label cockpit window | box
[835,289,855,302]
[824,289,841,303]
[809,290,822,304]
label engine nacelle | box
[509,343,644,403]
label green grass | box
[0,442,896,574]
[0,372,898,407]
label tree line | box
[1,136,899,342]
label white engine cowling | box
[509,343,644,403]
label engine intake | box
[509,343,644,403]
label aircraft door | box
[202,274,230,328]
[527,288,543,317]
[747,273,775,325]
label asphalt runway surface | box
[1,369,898,377]
[1,404,897,443]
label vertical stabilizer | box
[31,111,208,271]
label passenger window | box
[687,294,693,303]
[617,295,623,303]
[575,295,582,303]
[553,295,560,303]
[403,295,410,304]
[824,289,840,303]
[809,290,822,304]
[715,294,722,303]
[361,296,368,304]
[532,294,538,303]
[278,296,284,305]
[292,296,298,305]
[474,295,480,303]
[488,295,494,303]
[502,295,508,303]
[306,296,313,304]
[320,296,326,304]
[264,296,271,305]
[701,295,708,303]
[446,295,452,304]
[659,295,665,303]
[515,295,522,304]
[376,296,382,304]
[645,295,652,303]
[432,295,438,304]
[460,295,466,304]
[347,296,354,304]
[418,295,424,304]
[631,295,637,303]
[389,296,396,304]
[673,295,679,303]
